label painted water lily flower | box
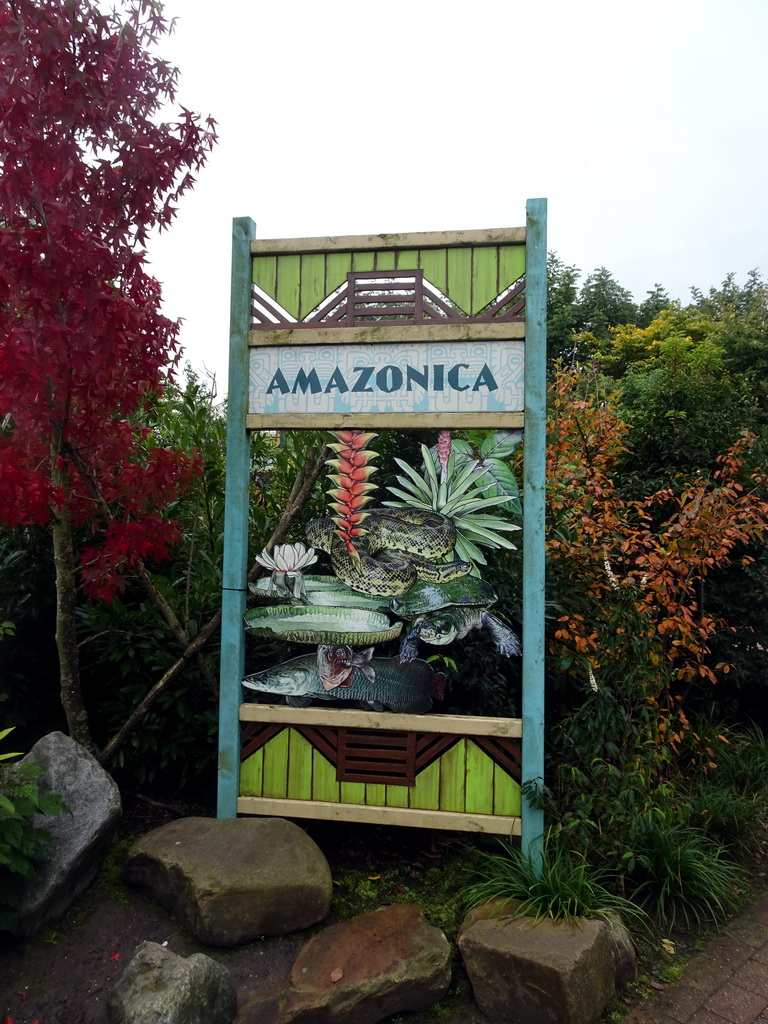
[255,542,318,599]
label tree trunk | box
[50,439,94,751]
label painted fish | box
[242,655,445,714]
[316,644,375,691]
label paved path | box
[623,890,768,1024]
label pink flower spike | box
[437,429,452,468]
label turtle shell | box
[390,577,497,618]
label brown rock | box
[457,896,525,941]
[125,817,331,946]
[236,903,452,1024]
[458,914,616,1024]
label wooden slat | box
[236,796,522,835]
[240,722,284,761]
[248,322,525,346]
[340,780,366,804]
[447,248,473,314]
[364,783,387,806]
[418,248,447,293]
[311,744,340,803]
[465,740,494,815]
[375,250,396,271]
[352,251,375,272]
[408,757,440,811]
[275,254,301,319]
[261,728,289,799]
[472,246,500,315]
[252,255,277,297]
[246,412,525,431]
[498,243,527,292]
[287,729,313,801]
[295,725,338,765]
[251,227,526,256]
[299,254,326,320]
[240,705,522,737]
[473,736,523,781]
[324,252,353,298]
[239,748,263,797]
[439,738,467,813]
[493,762,522,817]
[415,733,459,772]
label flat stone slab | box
[125,817,332,946]
[458,913,616,1024]
[236,903,452,1024]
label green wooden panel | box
[447,248,472,314]
[439,739,466,813]
[471,247,500,315]
[385,784,409,808]
[252,255,277,298]
[275,254,301,318]
[352,252,375,271]
[239,748,263,797]
[498,244,526,291]
[365,783,387,806]
[261,730,289,799]
[418,249,447,293]
[311,747,340,803]
[375,251,396,271]
[408,758,440,810]
[395,249,420,273]
[325,252,353,296]
[287,729,313,800]
[493,763,522,817]
[299,254,327,319]
[465,740,495,814]
[340,781,366,804]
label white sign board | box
[248,339,525,417]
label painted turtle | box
[390,578,521,663]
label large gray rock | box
[236,903,452,1024]
[16,731,122,938]
[125,816,332,946]
[106,940,237,1024]
[458,913,617,1024]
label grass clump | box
[627,822,747,931]
[460,834,648,933]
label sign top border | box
[250,226,526,257]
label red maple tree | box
[0,0,216,748]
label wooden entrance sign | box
[218,204,547,849]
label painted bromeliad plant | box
[242,428,522,713]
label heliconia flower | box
[325,429,379,562]
[437,429,452,468]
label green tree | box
[579,267,639,339]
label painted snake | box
[305,508,472,597]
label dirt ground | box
[0,801,486,1024]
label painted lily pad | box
[250,575,391,611]
[243,604,402,645]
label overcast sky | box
[146,0,768,395]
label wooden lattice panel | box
[237,707,523,834]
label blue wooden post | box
[217,216,256,818]
[521,198,547,862]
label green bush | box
[0,727,67,931]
